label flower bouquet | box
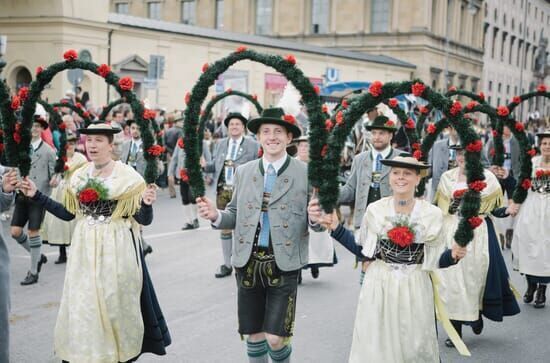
[533,169,550,193]
[77,178,109,204]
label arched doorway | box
[10,66,32,91]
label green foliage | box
[78,177,110,200]
[37,99,66,173]
[51,102,92,127]
[99,98,126,121]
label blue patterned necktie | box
[258,164,277,247]
[372,153,382,188]
[229,140,238,160]
[375,153,382,172]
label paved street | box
[5,189,550,363]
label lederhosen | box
[216,138,245,210]
[235,157,299,337]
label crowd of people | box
[0,82,549,363]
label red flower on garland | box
[468,180,487,192]
[497,106,509,117]
[18,87,29,102]
[75,102,83,109]
[448,86,457,92]
[61,99,69,104]
[313,85,320,95]
[453,188,468,199]
[53,106,59,113]
[512,96,521,104]
[411,142,421,150]
[478,92,485,101]
[252,94,258,100]
[185,92,191,105]
[143,109,156,120]
[335,111,344,125]
[63,49,78,62]
[418,105,429,114]
[179,169,189,182]
[322,104,329,113]
[226,88,233,94]
[341,99,349,109]
[321,145,328,157]
[283,114,296,125]
[235,45,248,53]
[427,123,436,134]
[325,119,334,132]
[36,66,44,75]
[388,98,398,108]
[201,63,209,73]
[118,76,134,91]
[413,150,423,160]
[147,145,165,156]
[79,188,99,203]
[465,140,483,153]
[178,137,185,149]
[368,81,383,97]
[449,101,462,116]
[515,122,525,132]
[535,169,545,178]
[387,226,415,248]
[83,111,90,118]
[258,148,263,157]
[527,148,537,157]
[97,64,111,78]
[521,178,532,190]
[466,101,478,110]
[58,122,67,131]
[411,82,426,97]
[284,54,297,65]
[468,216,483,229]
[492,130,498,137]
[10,96,20,110]
[404,118,415,129]
[537,84,547,93]
[13,133,21,144]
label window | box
[511,18,514,31]
[311,0,329,34]
[148,1,161,20]
[491,28,498,59]
[506,84,510,94]
[489,80,493,91]
[494,8,498,22]
[509,36,515,64]
[488,96,492,106]
[497,97,501,106]
[501,32,507,61]
[256,0,273,35]
[371,0,390,33]
[215,0,224,29]
[517,39,523,66]
[498,82,502,92]
[181,0,196,25]
[115,2,129,14]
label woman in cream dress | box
[21,123,170,363]
[41,131,87,263]
[512,130,550,308]
[435,145,520,347]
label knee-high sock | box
[220,232,232,268]
[247,339,268,363]
[268,344,292,363]
[15,232,30,252]
[190,203,198,221]
[29,235,42,274]
[182,204,192,225]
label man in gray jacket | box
[11,113,56,285]
[198,107,319,363]
[201,112,260,278]
[0,168,17,362]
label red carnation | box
[283,114,296,124]
[497,106,509,117]
[527,148,536,157]
[411,142,421,150]
[97,64,111,78]
[325,119,334,132]
[322,104,329,113]
[453,189,468,199]
[341,99,349,109]
[226,88,233,94]
[535,169,545,178]
[147,144,165,156]
[61,99,68,104]
[388,98,398,108]
[143,109,156,120]
[79,188,99,203]
[179,169,189,182]
[13,133,21,144]
[83,111,90,118]
[466,101,479,110]
[313,85,320,95]
[465,140,483,153]
[63,49,78,62]
[335,111,344,125]
[10,96,20,110]
[404,118,415,129]
[75,102,83,109]
[418,106,429,114]
[258,148,263,157]
[492,130,498,137]
[468,180,487,192]
[118,76,134,91]
[321,145,328,157]
[58,122,67,131]
[387,226,415,248]
[235,45,248,53]
[512,96,521,104]
[284,54,297,65]
[185,92,191,105]
[515,122,525,132]
[385,120,395,127]
[478,92,485,101]
[413,150,423,160]
[252,94,258,100]
[448,86,457,92]
[427,123,436,134]
[178,137,185,149]
[521,178,532,190]
[53,106,59,113]
[36,66,44,75]
[449,101,462,116]
[18,87,29,101]
[468,216,483,229]
[201,63,209,73]
[411,82,426,97]
[368,81,383,97]
[537,84,547,93]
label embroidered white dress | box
[349,197,444,363]
[54,161,146,363]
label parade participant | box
[201,112,259,278]
[429,125,461,199]
[309,155,468,362]
[197,107,319,363]
[110,110,126,160]
[41,131,87,264]
[163,114,181,198]
[168,134,211,230]
[0,169,17,362]
[512,130,550,308]
[19,123,171,363]
[434,145,520,347]
[11,105,56,285]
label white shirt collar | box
[229,136,243,146]
[262,153,288,174]
[371,144,391,159]
[132,138,142,147]
[31,139,42,151]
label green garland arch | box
[183,46,324,197]
[51,101,93,126]
[36,99,67,173]
[99,98,126,121]
[17,50,160,183]
[316,80,485,246]
[415,104,435,136]
[0,80,19,166]
[197,89,263,154]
